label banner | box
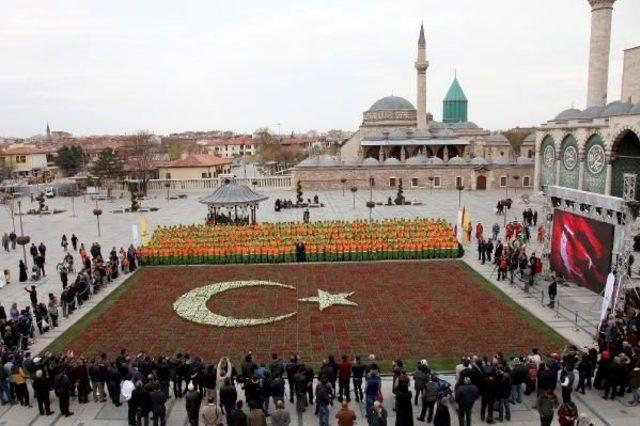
[139,217,149,245]
[132,225,141,247]
[600,272,616,321]
[456,208,464,243]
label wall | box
[294,164,534,191]
[158,165,230,180]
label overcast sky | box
[1,0,639,138]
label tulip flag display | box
[137,218,459,265]
[45,261,566,369]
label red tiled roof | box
[0,145,51,155]
[160,154,230,168]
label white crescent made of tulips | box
[173,280,357,327]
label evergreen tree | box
[296,180,303,204]
[55,146,85,176]
[91,148,124,198]
[395,179,405,205]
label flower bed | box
[137,218,459,265]
[45,261,566,370]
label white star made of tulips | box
[298,289,358,311]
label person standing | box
[559,365,574,403]
[121,375,136,426]
[150,384,167,426]
[200,396,223,426]
[495,370,511,422]
[71,234,79,251]
[185,383,202,426]
[271,399,292,426]
[335,400,356,426]
[557,401,578,426]
[433,396,451,426]
[352,356,366,403]
[106,362,122,406]
[33,369,54,416]
[417,374,438,423]
[61,235,69,251]
[548,278,558,309]
[455,377,478,426]
[337,354,352,402]
[54,369,73,417]
[316,377,333,426]
[536,390,558,426]
[395,380,414,425]
[294,366,308,413]
[229,400,248,426]
[219,378,238,424]
[38,242,47,262]
[19,260,28,282]
[132,380,151,426]
[248,399,267,426]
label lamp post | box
[340,178,347,196]
[165,182,171,200]
[16,200,28,266]
[350,186,358,209]
[93,199,102,237]
[366,201,375,221]
[428,176,434,195]
[505,174,509,197]
[369,176,373,201]
[456,184,465,209]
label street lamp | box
[456,184,465,209]
[369,176,373,201]
[164,182,171,200]
[366,201,375,221]
[428,176,434,195]
[350,186,358,209]
[93,198,103,237]
[340,178,347,196]
[16,200,28,266]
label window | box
[369,177,375,187]
[202,172,208,179]
[15,155,26,163]
[500,176,507,187]
[165,172,171,179]
[523,176,531,187]
[389,177,396,188]
[527,149,533,159]
[411,177,418,187]
[500,151,504,156]
[455,176,463,188]
[433,176,441,188]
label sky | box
[1,0,639,138]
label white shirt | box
[121,380,135,401]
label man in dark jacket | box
[33,369,54,415]
[106,362,122,406]
[455,377,478,426]
[131,381,151,426]
[220,378,238,425]
[417,374,438,422]
[496,370,512,422]
[285,354,298,403]
[229,400,248,425]
[54,370,73,417]
[548,278,558,308]
[509,358,527,403]
[480,373,497,423]
[185,383,202,426]
[150,384,167,426]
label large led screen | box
[550,209,614,293]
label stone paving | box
[0,188,638,425]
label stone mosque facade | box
[294,25,535,191]
[534,0,640,200]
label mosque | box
[294,24,535,191]
[534,0,640,200]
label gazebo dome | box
[342,158,357,166]
[388,129,408,140]
[383,157,401,166]
[470,156,488,165]
[405,155,427,165]
[582,105,606,118]
[362,157,381,167]
[296,157,317,167]
[363,130,385,140]
[199,179,268,207]
[368,96,415,111]
[487,132,510,144]
[447,156,467,165]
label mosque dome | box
[342,158,357,167]
[440,128,455,137]
[523,132,536,144]
[450,121,479,130]
[363,130,385,140]
[554,108,587,121]
[368,96,416,111]
[411,129,432,139]
[447,156,467,165]
[297,157,317,167]
[487,132,510,144]
[470,156,488,165]
[362,157,381,167]
[316,155,339,167]
[428,121,446,131]
[492,155,509,165]
[601,101,633,117]
[516,156,534,165]
[383,157,401,166]
[582,105,606,118]
[388,129,408,140]
[629,101,640,115]
[405,155,427,165]
[427,156,444,165]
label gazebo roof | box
[198,179,268,207]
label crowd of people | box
[0,344,636,425]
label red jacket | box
[338,362,352,381]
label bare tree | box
[2,194,17,232]
[124,131,157,195]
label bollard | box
[574,312,580,332]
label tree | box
[124,131,156,195]
[55,146,85,176]
[395,179,405,205]
[296,180,303,204]
[91,148,124,198]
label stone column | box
[587,0,616,107]
[555,154,561,186]
[400,146,406,163]
[533,147,541,190]
[605,157,613,195]
[578,152,585,190]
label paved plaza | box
[0,188,638,425]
